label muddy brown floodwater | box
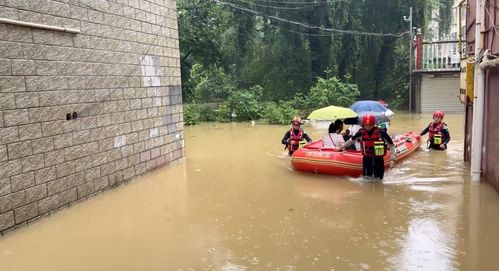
[1,112,499,271]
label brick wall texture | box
[0,0,184,235]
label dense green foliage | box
[178,0,454,125]
[224,85,264,121]
[183,104,200,125]
[306,71,360,109]
[263,101,299,125]
[189,64,235,102]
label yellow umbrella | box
[307,105,357,121]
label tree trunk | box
[374,37,395,97]
[307,0,331,78]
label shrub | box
[263,101,299,125]
[215,85,264,122]
[197,103,218,121]
[184,104,200,125]
[227,85,263,121]
[216,102,232,122]
[307,72,360,109]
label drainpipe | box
[471,0,485,181]
[457,0,464,57]
[0,18,80,34]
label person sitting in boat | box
[420,110,450,150]
[340,129,358,150]
[342,129,351,141]
[336,114,396,180]
[323,120,345,148]
[379,121,389,132]
[349,124,362,150]
[281,117,312,156]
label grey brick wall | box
[0,0,184,235]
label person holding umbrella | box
[350,100,394,117]
[350,100,394,133]
[322,119,346,148]
[336,114,396,180]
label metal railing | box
[416,40,462,72]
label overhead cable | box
[234,8,338,37]
[214,0,409,37]
[249,0,347,4]
[232,0,326,10]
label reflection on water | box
[396,217,456,271]
[1,112,499,271]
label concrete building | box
[412,0,466,113]
[0,0,184,234]
[464,0,499,191]
[426,0,465,41]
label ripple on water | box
[383,176,448,185]
[222,262,247,271]
[409,185,440,192]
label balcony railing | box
[415,40,462,72]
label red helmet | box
[361,114,375,125]
[433,111,445,119]
[290,117,302,125]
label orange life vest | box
[360,127,386,157]
[289,128,304,152]
[428,122,446,144]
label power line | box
[278,26,338,37]
[232,0,326,10]
[250,0,347,4]
[214,0,409,37]
[234,8,338,37]
[235,7,402,41]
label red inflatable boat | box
[290,131,422,176]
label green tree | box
[307,72,360,109]
[188,64,236,103]
[178,0,233,101]
[226,85,264,121]
[242,25,312,101]
[263,101,299,125]
[177,0,452,113]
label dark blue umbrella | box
[351,100,389,113]
[354,111,391,125]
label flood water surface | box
[1,112,499,270]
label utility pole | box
[404,7,413,112]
